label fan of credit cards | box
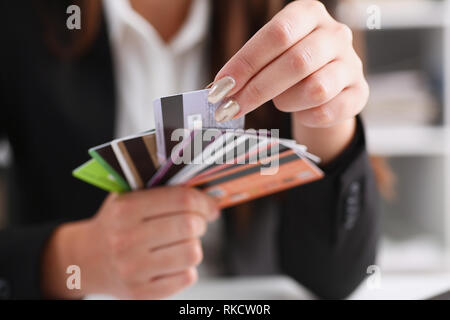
[73,89,324,208]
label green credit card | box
[73,158,127,193]
[89,145,131,191]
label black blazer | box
[0,2,379,299]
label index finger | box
[210,1,333,102]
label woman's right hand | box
[42,186,219,299]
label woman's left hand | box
[209,0,369,163]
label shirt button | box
[0,279,11,300]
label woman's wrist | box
[292,113,357,165]
[41,219,96,299]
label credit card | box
[147,129,223,187]
[186,132,275,183]
[73,158,127,193]
[168,132,261,185]
[189,150,324,208]
[89,143,131,191]
[187,140,286,186]
[111,130,159,190]
[153,89,245,164]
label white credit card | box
[153,89,245,164]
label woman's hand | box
[42,187,219,299]
[209,0,369,163]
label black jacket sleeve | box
[0,12,60,299]
[0,224,60,299]
[279,117,380,299]
[0,75,60,301]
[0,82,61,299]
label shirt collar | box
[103,0,210,54]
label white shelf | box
[338,0,449,30]
[366,126,450,156]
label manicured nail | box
[214,99,240,122]
[208,76,236,104]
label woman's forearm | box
[291,113,356,165]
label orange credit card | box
[186,149,324,208]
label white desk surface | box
[88,272,450,300]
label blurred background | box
[1,0,450,298]
[338,0,450,276]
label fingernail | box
[205,82,214,89]
[208,76,236,104]
[214,99,240,122]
